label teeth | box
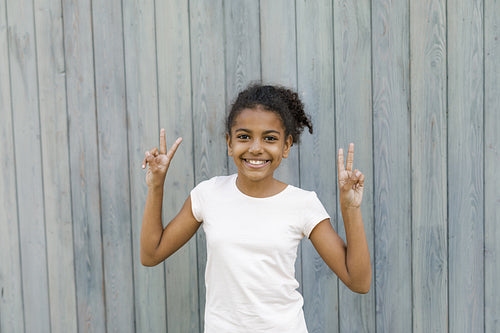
[246,159,267,165]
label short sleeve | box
[302,192,330,238]
[190,178,213,222]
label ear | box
[226,132,233,156]
[282,134,293,158]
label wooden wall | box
[0,0,498,332]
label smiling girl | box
[140,84,371,333]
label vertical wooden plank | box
[190,0,227,330]
[0,1,24,330]
[224,0,261,102]
[410,0,448,331]
[92,0,135,331]
[372,0,412,331]
[156,0,199,331]
[260,0,299,187]
[295,1,339,332]
[224,0,261,175]
[63,0,106,330]
[485,0,500,331]
[33,0,78,331]
[123,0,167,332]
[448,0,484,331]
[6,0,51,331]
[331,0,375,331]
[157,1,199,331]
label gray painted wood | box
[92,0,135,331]
[447,0,484,332]
[189,0,227,330]
[34,0,78,331]
[295,1,339,332]
[485,0,500,331]
[410,0,448,332]
[6,0,51,331]
[0,3,24,330]
[122,0,167,332]
[224,0,261,175]
[0,103,24,332]
[157,0,200,331]
[3,1,500,332]
[62,0,107,330]
[331,0,375,331]
[371,0,412,331]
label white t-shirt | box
[190,174,330,333]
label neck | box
[235,175,287,198]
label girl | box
[140,84,371,332]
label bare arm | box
[140,129,201,266]
[309,143,371,293]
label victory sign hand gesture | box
[142,128,182,188]
[337,143,364,208]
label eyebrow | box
[234,128,281,135]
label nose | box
[248,139,263,154]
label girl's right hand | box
[142,128,182,188]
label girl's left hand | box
[337,143,364,208]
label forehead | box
[232,108,285,131]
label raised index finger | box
[337,148,345,174]
[346,143,354,171]
[159,128,167,155]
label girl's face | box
[226,108,293,185]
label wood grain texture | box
[6,0,51,331]
[224,0,261,176]
[371,0,412,331]
[92,0,135,331]
[332,0,375,331]
[122,0,167,332]
[62,0,107,330]
[34,0,78,331]
[447,0,484,331]
[485,0,500,331]
[157,0,200,331]
[189,0,227,330]
[259,0,300,187]
[295,0,339,332]
[410,0,448,332]
[3,1,500,331]
[0,2,24,330]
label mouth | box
[243,159,271,168]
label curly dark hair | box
[226,84,313,144]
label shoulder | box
[284,186,329,217]
[191,174,236,197]
[285,186,330,237]
[193,174,235,191]
[190,174,236,222]
[285,185,321,203]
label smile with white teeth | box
[244,159,269,166]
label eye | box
[264,136,278,142]
[237,134,250,140]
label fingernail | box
[356,171,361,177]
[142,164,145,169]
